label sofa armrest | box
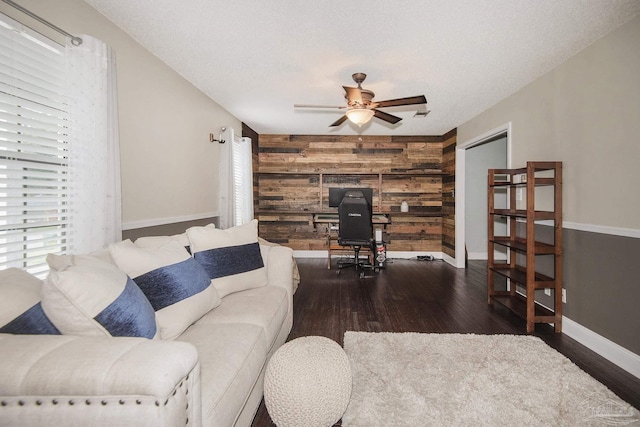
[0,334,201,427]
[261,244,295,299]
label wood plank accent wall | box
[441,129,457,258]
[255,133,456,253]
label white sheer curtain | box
[65,35,122,253]
[218,128,254,229]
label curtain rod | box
[1,0,82,45]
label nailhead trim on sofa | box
[1,372,193,424]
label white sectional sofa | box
[0,220,295,427]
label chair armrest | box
[0,334,201,427]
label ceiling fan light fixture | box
[346,108,374,126]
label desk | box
[313,213,390,226]
[313,213,389,269]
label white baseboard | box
[293,250,443,260]
[450,252,506,264]
[563,316,640,379]
[388,251,441,259]
[442,253,456,267]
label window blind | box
[0,15,69,277]
[232,137,244,227]
[232,136,253,227]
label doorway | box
[453,123,511,268]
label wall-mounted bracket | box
[210,133,225,144]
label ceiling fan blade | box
[375,95,427,108]
[294,104,345,109]
[343,86,363,105]
[373,109,402,124]
[329,115,349,127]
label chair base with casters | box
[337,242,375,278]
[327,235,373,270]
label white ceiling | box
[84,0,640,136]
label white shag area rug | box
[342,332,639,426]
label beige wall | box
[1,0,241,228]
[458,15,640,230]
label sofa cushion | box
[42,258,158,338]
[187,219,267,298]
[109,239,221,340]
[0,268,60,335]
[176,322,268,427]
[197,286,289,351]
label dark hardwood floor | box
[252,258,640,426]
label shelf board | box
[256,210,317,215]
[256,171,324,175]
[490,294,556,322]
[256,170,446,176]
[381,171,446,176]
[383,211,443,217]
[491,162,560,175]
[490,177,557,187]
[491,209,557,221]
[490,265,555,289]
[255,210,443,218]
[489,168,526,175]
[534,177,557,186]
[490,236,557,254]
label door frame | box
[453,122,512,268]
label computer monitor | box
[328,187,373,209]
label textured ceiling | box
[84,0,640,136]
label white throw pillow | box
[46,250,115,271]
[135,232,191,252]
[0,268,60,335]
[187,219,267,298]
[42,259,159,338]
[134,224,215,254]
[109,239,221,340]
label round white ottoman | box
[264,336,352,427]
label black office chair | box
[337,190,374,277]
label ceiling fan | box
[294,73,427,127]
